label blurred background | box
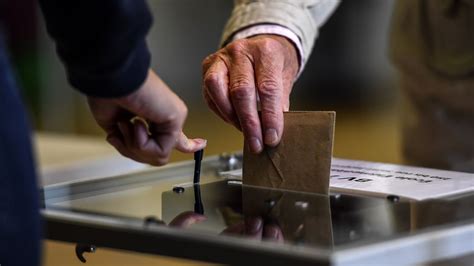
[1,0,400,265]
[1,0,399,163]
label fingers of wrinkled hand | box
[203,57,239,128]
[227,41,263,154]
[169,211,206,228]
[255,47,285,147]
[203,91,229,125]
[175,132,207,153]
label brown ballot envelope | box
[243,111,336,194]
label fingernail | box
[249,137,262,153]
[265,129,278,146]
[194,138,207,146]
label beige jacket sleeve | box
[221,0,340,64]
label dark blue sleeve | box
[39,0,153,98]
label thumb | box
[175,132,207,153]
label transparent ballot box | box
[41,154,474,265]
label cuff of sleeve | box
[221,1,317,67]
[230,24,306,78]
[68,40,151,98]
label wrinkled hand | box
[202,35,299,153]
[88,70,207,166]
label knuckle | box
[202,54,215,66]
[258,83,281,104]
[155,156,169,166]
[230,81,252,101]
[164,113,179,123]
[204,72,220,90]
[151,147,169,161]
[257,38,280,54]
[259,79,280,95]
[169,100,187,122]
[226,39,248,56]
[153,149,167,159]
[161,113,185,132]
[202,53,218,70]
[230,75,253,91]
[179,100,188,114]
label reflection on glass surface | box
[163,181,334,248]
[43,175,474,251]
